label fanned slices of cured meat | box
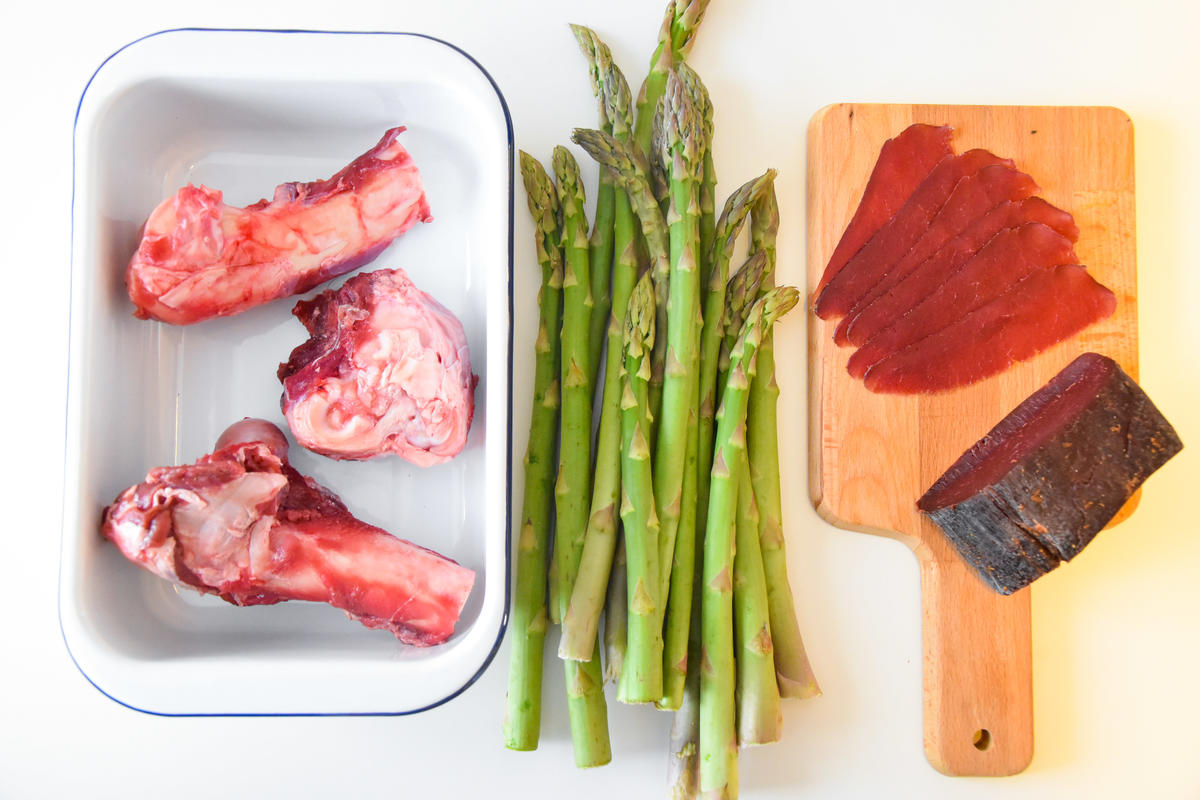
[815,123,953,297]
[843,197,1080,349]
[832,164,1039,345]
[862,265,1116,394]
[815,148,1013,319]
[101,419,475,645]
[127,127,432,325]
[279,268,475,465]
[848,222,1079,378]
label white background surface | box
[2,1,1197,797]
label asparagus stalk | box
[700,287,800,800]
[617,274,664,704]
[667,660,701,799]
[696,71,717,289]
[747,186,821,700]
[652,64,703,631]
[718,250,769,391]
[604,532,628,683]
[657,64,715,711]
[503,152,563,752]
[733,457,782,745]
[633,0,712,159]
[552,144,594,626]
[561,32,640,662]
[572,24,616,377]
[551,145,610,768]
[571,125,673,436]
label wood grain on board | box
[806,104,1137,776]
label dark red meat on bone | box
[814,148,1013,319]
[100,420,476,646]
[841,197,1080,349]
[126,127,432,325]
[814,123,954,298]
[862,264,1116,394]
[832,164,1040,345]
[848,222,1079,379]
[279,268,475,465]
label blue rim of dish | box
[59,27,515,717]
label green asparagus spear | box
[633,0,712,160]
[652,64,703,634]
[571,125,673,438]
[604,533,628,684]
[700,287,800,800]
[571,24,616,377]
[552,145,610,768]
[503,152,563,752]
[718,250,769,391]
[696,70,717,290]
[552,145,594,627]
[733,457,781,745]
[617,274,664,704]
[561,32,640,662]
[746,186,820,700]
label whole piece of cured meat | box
[101,419,476,645]
[918,353,1182,594]
[278,268,475,465]
[127,127,432,325]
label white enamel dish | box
[60,28,513,715]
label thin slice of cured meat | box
[815,149,1016,319]
[814,123,954,298]
[917,353,1182,594]
[127,127,432,325]
[832,164,1039,345]
[843,198,1080,349]
[861,264,1117,394]
[101,419,476,645]
[279,268,475,465]
[847,222,1078,378]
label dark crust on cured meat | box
[919,353,1183,594]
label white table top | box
[3,1,1197,797]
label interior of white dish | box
[63,30,511,714]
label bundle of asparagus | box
[502,2,820,795]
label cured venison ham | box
[814,148,1013,319]
[100,419,476,645]
[279,269,475,465]
[847,222,1079,378]
[127,127,432,325]
[918,353,1182,594]
[862,265,1116,394]
[832,164,1040,345]
[815,123,953,297]
[842,197,1080,348]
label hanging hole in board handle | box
[973,729,993,751]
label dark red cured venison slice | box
[847,222,1079,378]
[843,197,1079,348]
[815,149,1014,319]
[917,353,1182,594]
[862,264,1116,394]
[814,123,954,298]
[832,164,1040,345]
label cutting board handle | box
[917,524,1034,776]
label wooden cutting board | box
[806,104,1138,776]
